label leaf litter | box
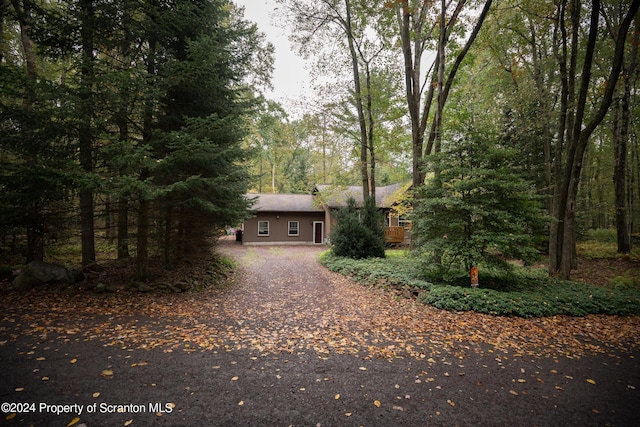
[1,245,638,362]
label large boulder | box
[12,261,75,290]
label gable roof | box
[314,183,406,209]
[248,193,324,212]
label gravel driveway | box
[0,241,638,426]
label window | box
[398,215,412,230]
[258,221,269,236]
[288,221,299,236]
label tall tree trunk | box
[613,96,630,252]
[365,61,375,198]
[135,197,150,280]
[0,0,7,63]
[613,13,638,253]
[431,0,446,156]
[79,0,96,266]
[550,0,639,278]
[116,101,130,260]
[135,31,157,281]
[398,0,492,187]
[12,0,44,262]
[164,203,172,268]
[117,197,130,259]
[343,0,370,199]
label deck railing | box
[385,226,405,244]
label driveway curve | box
[0,241,638,426]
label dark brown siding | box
[243,212,325,245]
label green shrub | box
[319,251,640,318]
[330,197,385,259]
[582,228,617,243]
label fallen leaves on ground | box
[1,245,639,361]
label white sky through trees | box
[234,0,311,115]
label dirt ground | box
[0,240,638,426]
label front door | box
[313,221,324,244]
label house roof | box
[314,183,407,208]
[247,193,324,212]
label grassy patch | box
[319,250,640,318]
[577,229,640,261]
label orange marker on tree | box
[470,266,479,288]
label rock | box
[95,282,118,293]
[12,261,74,290]
[137,283,152,292]
[177,281,191,291]
[168,284,182,293]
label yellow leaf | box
[41,376,49,381]
[335,394,340,400]
[6,413,17,421]
[509,390,518,396]
[101,369,113,377]
[124,419,133,426]
[93,392,100,398]
[345,413,352,417]
[36,357,46,361]
[231,376,239,381]
[359,367,367,371]
[586,379,596,385]
[70,358,77,364]
[15,387,24,392]
[67,417,80,426]
[448,400,456,407]
[238,401,244,406]
[374,400,381,407]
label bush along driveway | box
[0,242,638,426]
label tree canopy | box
[1,0,273,278]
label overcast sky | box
[233,0,311,116]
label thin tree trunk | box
[164,203,172,268]
[117,197,129,259]
[551,0,639,278]
[0,0,7,63]
[116,100,130,260]
[79,0,96,266]
[613,13,637,253]
[11,0,44,262]
[398,0,492,186]
[135,29,157,281]
[365,61,375,198]
[135,197,150,280]
[343,0,370,199]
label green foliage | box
[412,124,547,275]
[576,240,640,261]
[609,272,640,291]
[320,251,431,289]
[319,252,640,318]
[329,197,385,259]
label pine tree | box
[330,197,385,259]
[412,126,546,280]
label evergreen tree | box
[412,125,546,280]
[330,197,385,259]
[0,2,76,262]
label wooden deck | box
[385,226,405,244]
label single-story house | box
[241,193,327,245]
[241,183,411,246]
